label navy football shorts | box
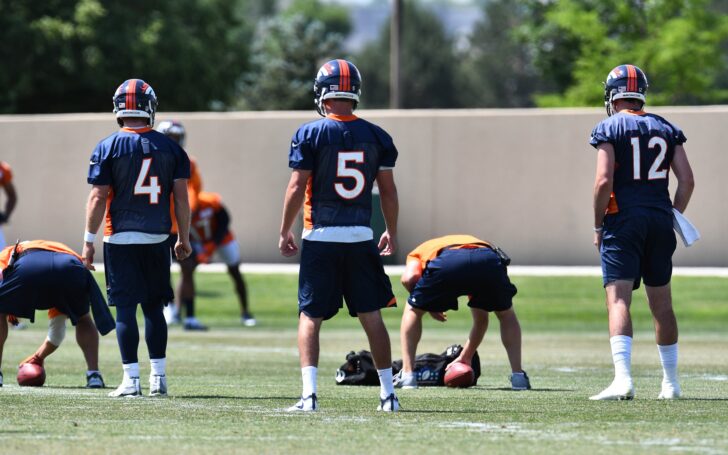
[298,239,396,320]
[103,241,173,307]
[408,247,517,313]
[0,250,91,323]
[600,207,676,289]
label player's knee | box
[47,315,67,346]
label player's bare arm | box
[376,169,398,256]
[671,144,695,214]
[592,143,615,249]
[400,258,422,292]
[279,169,311,257]
[172,179,192,260]
[1,181,17,224]
[83,184,110,270]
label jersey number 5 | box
[335,151,365,199]
[631,136,668,181]
[134,158,162,204]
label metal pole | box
[389,0,402,109]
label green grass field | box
[1,273,727,454]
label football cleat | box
[241,314,257,327]
[183,317,208,331]
[510,371,531,391]
[108,377,142,398]
[149,374,168,397]
[589,380,635,401]
[287,394,317,412]
[313,59,362,116]
[393,371,418,389]
[86,372,105,389]
[163,304,180,325]
[658,382,681,400]
[377,393,400,412]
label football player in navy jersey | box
[83,79,192,398]
[589,65,694,401]
[279,59,401,412]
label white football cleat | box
[241,315,257,327]
[108,377,142,398]
[149,374,168,397]
[393,371,418,389]
[377,393,400,412]
[658,382,681,400]
[589,380,634,401]
[287,394,317,412]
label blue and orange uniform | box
[190,191,237,264]
[289,113,397,319]
[0,240,113,333]
[406,235,516,312]
[88,126,190,307]
[88,126,189,365]
[590,110,686,288]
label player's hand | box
[19,354,43,367]
[279,231,298,257]
[82,242,96,271]
[445,356,471,370]
[428,311,447,322]
[593,231,603,251]
[175,238,193,261]
[378,230,396,256]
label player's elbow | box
[594,176,612,193]
[400,273,420,292]
[677,174,695,193]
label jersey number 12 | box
[630,136,668,181]
[134,158,162,204]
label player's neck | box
[121,119,150,128]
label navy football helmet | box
[112,79,158,126]
[157,120,186,147]
[313,59,362,116]
[604,64,648,116]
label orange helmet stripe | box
[337,59,350,92]
[626,65,637,92]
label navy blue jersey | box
[590,110,686,214]
[288,114,398,229]
[88,127,190,235]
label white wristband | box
[593,226,603,233]
[84,231,96,243]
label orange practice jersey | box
[0,240,82,319]
[406,235,492,270]
[0,161,12,186]
[170,157,202,234]
[191,191,233,245]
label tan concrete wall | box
[0,107,724,266]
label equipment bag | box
[335,344,480,386]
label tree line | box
[1,0,727,113]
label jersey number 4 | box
[630,136,668,180]
[335,151,365,199]
[134,158,162,204]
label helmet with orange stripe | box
[603,64,648,116]
[313,59,362,116]
[112,79,158,127]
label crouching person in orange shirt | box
[0,240,114,388]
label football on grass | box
[17,363,46,387]
[444,362,474,388]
